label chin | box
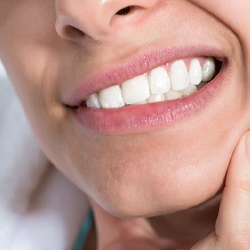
[88,140,230,219]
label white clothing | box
[0,61,89,250]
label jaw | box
[148,192,222,243]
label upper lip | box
[64,45,225,107]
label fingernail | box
[245,133,250,160]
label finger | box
[215,132,250,249]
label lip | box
[65,46,228,135]
[64,45,225,107]
[74,66,227,135]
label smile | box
[85,57,218,109]
[66,47,227,135]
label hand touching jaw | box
[90,132,250,249]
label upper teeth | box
[86,57,216,109]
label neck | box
[90,194,221,249]
[148,194,221,244]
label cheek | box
[191,0,250,46]
[191,0,250,123]
[0,0,61,96]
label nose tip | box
[55,0,160,42]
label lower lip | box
[74,64,227,135]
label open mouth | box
[82,57,222,109]
[70,52,225,134]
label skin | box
[1,0,250,248]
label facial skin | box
[0,0,250,230]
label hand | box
[192,132,250,249]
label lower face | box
[1,0,250,218]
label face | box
[1,0,250,218]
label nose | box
[55,0,160,42]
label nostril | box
[116,6,134,15]
[64,25,85,40]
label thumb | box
[215,132,250,248]
[192,132,250,249]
